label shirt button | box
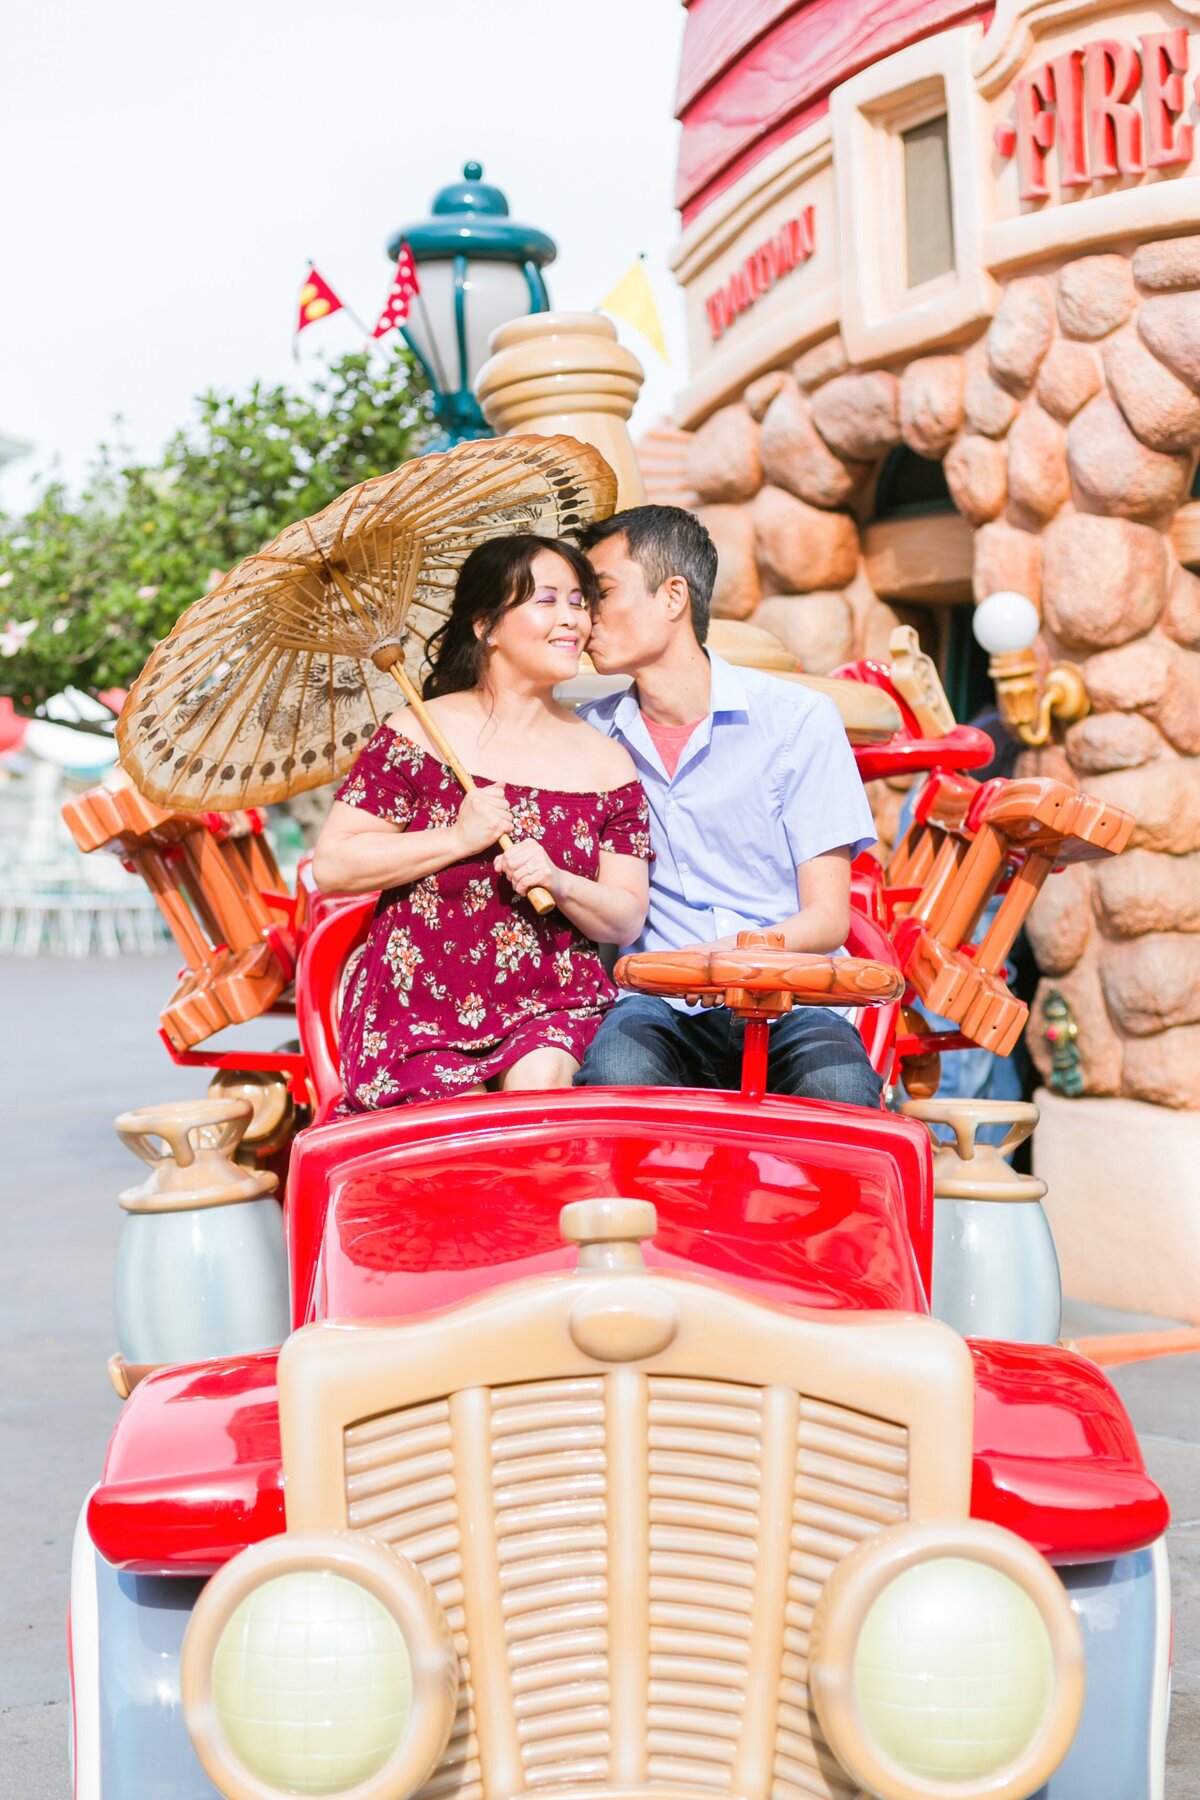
[680,861,690,874]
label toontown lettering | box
[995,28,1195,200]
[704,208,816,341]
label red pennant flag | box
[296,266,345,334]
[372,243,420,339]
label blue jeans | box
[578,995,883,1108]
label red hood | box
[287,1088,935,1325]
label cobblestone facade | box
[644,239,1200,1108]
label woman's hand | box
[494,838,564,902]
[453,783,513,857]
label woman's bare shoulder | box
[383,705,426,750]
[384,695,472,756]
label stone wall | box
[660,237,1200,1109]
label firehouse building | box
[649,0,1200,1313]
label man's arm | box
[679,847,852,1007]
[779,845,852,951]
[767,689,873,951]
[691,846,852,955]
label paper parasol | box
[117,434,617,814]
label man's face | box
[584,534,672,675]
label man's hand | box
[676,936,736,1007]
[494,838,566,902]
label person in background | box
[890,704,1034,1146]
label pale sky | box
[0,0,688,515]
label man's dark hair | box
[582,505,717,645]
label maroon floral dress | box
[335,726,652,1111]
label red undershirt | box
[641,712,705,779]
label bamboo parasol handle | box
[378,653,556,917]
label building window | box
[833,29,990,359]
[903,113,955,289]
[874,446,952,516]
[870,447,987,718]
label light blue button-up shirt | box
[579,653,878,962]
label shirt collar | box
[707,650,749,715]
[612,649,749,732]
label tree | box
[0,346,432,706]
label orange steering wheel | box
[614,930,903,1022]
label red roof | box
[676,0,995,223]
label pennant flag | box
[372,243,420,339]
[599,256,669,364]
[296,266,345,335]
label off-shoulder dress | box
[334,724,652,1111]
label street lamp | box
[388,162,556,449]
[972,591,1089,747]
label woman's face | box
[485,549,592,687]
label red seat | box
[294,896,373,1124]
[845,866,901,1080]
[294,888,900,1124]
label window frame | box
[832,25,997,362]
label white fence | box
[0,886,168,957]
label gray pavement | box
[1061,1300,1200,1796]
[0,956,282,1794]
[1,957,1197,1795]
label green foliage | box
[0,346,432,705]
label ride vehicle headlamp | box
[181,1531,458,1800]
[808,1519,1085,1800]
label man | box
[576,504,882,1106]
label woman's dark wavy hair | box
[422,534,600,699]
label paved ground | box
[1060,1298,1200,1796]
[0,956,282,1795]
[1,956,1197,1796]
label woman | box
[313,533,651,1111]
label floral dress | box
[335,725,652,1111]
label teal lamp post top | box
[388,162,557,448]
[388,161,557,268]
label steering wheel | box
[614,930,903,1023]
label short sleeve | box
[599,780,653,861]
[335,727,417,828]
[778,694,877,866]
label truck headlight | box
[809,1519,1085,1800]
[182,1532,458,1800]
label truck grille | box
[344,1397,479,1800]
[344,1373,909,1800]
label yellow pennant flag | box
[599,257,670,364]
